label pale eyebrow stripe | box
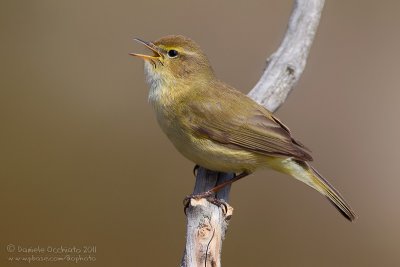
[159,45,199,56]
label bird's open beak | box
[130,38,162,60]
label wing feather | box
[187,87,312,161]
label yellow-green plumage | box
[132,35,356,221]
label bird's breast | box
[149,92,261,173]
[146,79,184,141]
[144,70,262,173]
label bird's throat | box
[143,61,167,104]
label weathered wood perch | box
[181,1,325,266]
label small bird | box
[131,35,356,221]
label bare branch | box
[181,170,234,267]
[181,1,325,266]
[249,0,325,112]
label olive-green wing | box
[187,97,312,162]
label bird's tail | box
[269,158,356,221]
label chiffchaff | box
[130,35,356,221]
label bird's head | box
[130,35,215,87]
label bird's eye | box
[167,49,179,58]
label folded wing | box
[187,90,312,162]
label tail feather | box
[307,164,356,221]
[274,159,356,221]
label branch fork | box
[181,1,325,266]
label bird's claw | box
[183,192,228,215]
[192,165,200,177]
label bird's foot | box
[183,192,228,215]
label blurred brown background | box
[1,1,399,266]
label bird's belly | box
[167,130,260,173]
[152,101,261,173]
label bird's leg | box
[203,171,250,196]
[184,172,250,212]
